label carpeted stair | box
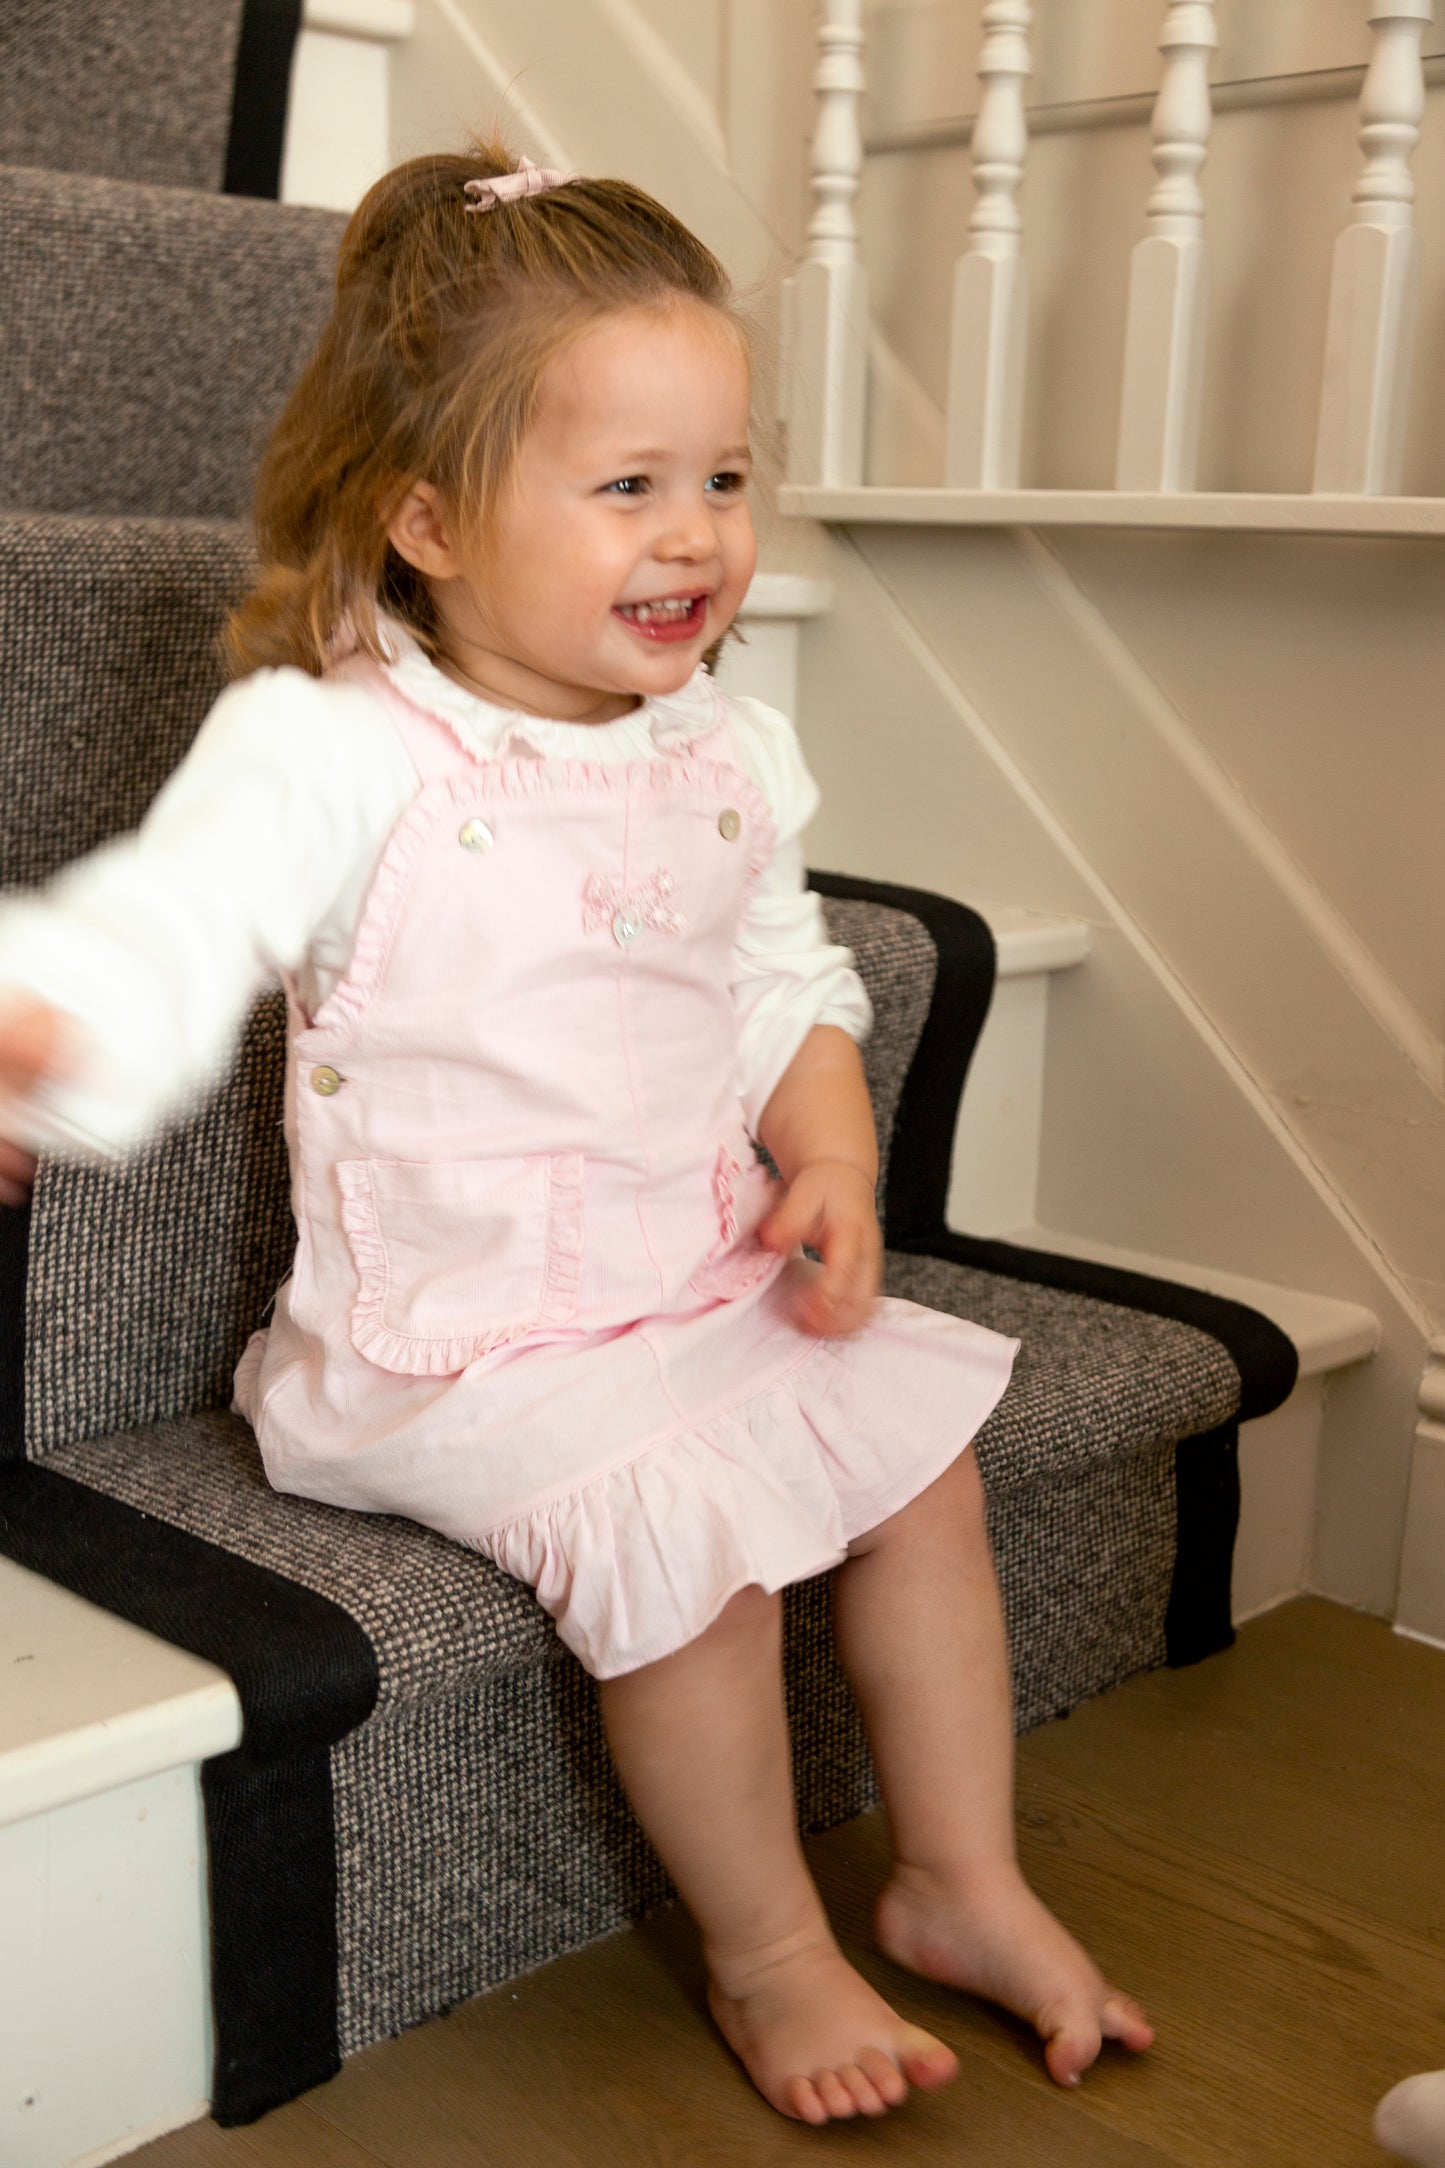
[0,0,302,197]
[0,166,344,519]
[0,5,1297,2131]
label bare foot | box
[706,1926,959,2125]
[875,1865,1154,2087]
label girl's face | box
[421,301,757,723]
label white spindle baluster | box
[944,0,1032,489]
[1115,2,1217,491]
[785,0,869,487]
[1313,1,1432,495]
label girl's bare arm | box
[756,1024,881,1337]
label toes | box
[859,2046,910,2108]
[1043,2016,1103,2088]
[783,2077,830,2126]
[1102,1993,1155,2053]
[901,2036,959,2093]
[814,2069,860,2120]
[837,2062,889,2117]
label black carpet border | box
[204,1749,345,2123]
[224,0,305,199]
[809,869,997,1248]
[1167,1421,1242,1667]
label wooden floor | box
[137,1598,1445,2168]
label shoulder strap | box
[325,653,468,783]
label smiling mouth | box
[613,594,709,643]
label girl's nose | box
[657,497,718,562]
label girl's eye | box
[606,476,649,497]
[707,470,747,496]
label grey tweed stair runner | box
[0,168,344,519]
[0,0,303,198]
[0,8,1297,2130]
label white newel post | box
[1115,2,1217,492]
[1313,1,1432,495]
[944,1,1032,490]
[785,0,869,487]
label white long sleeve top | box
[0,627,870,1159]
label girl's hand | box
[758,1158,881,1337]
[0,999,68,1204]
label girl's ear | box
[387,482,463,580]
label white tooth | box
[623,597,695,623]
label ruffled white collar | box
[374,615,722,759]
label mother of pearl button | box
[612,910,642,947]
[311,1065,342,1096]
[717,808,742,841]
[458,818,494,852]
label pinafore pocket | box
[336,1152,584,1374]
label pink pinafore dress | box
[234,660,1018,1677]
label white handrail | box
[944,0,1032,489]
[784,0,869,487]
[1313,0,1433,495]
[1115,1,1218,492]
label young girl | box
[0,143,1152,2126]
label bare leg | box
[833,1450,1155,2085]
[597,1585,958,2123]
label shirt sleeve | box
[723,694,872,1133]
[0,667,414,1158]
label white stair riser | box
[1,1768,211,2168]
[281,31,392,212]
[949,971,1049,1235]
[1234,1375,1325,1624]
[281,3,415,214]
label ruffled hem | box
[474,1300,1017,1678]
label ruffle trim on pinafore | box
[304,773,494,1038]
[688,1144,783,1302]
[473,1301,1017,1679]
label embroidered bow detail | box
[582,870,687,939]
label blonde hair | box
[226,138,740,678]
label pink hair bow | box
[463,157,578,213]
